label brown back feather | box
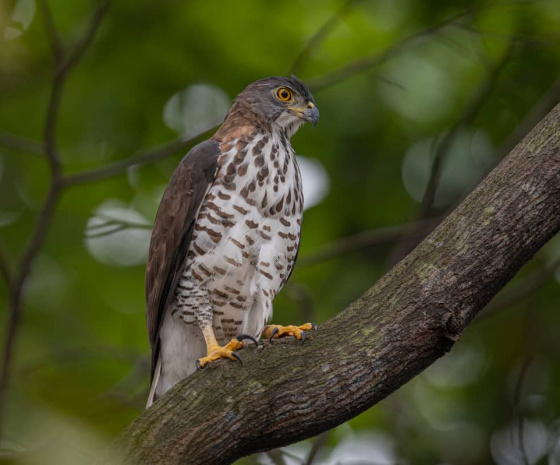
[145,139,220,381]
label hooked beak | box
[303,102,320,127]
[289,102,320,127]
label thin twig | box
[0,0,108,438]
[512,357,532,465]
[306,0,535,92]
[0,131,45,156]
[478,255,560,320]
[38,0,63,64]
[306,6,477,92]
[86,218,151,233]
[0,184,60,437]
[62,127,215,187]
[85,224,130,238]
[304,432,329,465]
[388,38,515,267]
[61,0,110,74]
[84,221,150,239]
[290,0,362,75]
[298,219,439,268]
[0,239,12,288]
[85,214,152,238]
[440,75,560,215]
[265,449,288,465]
[498,76,560,159]
[418,39,515,217]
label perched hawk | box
[146,76,319,407]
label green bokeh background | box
[1,0,560,463]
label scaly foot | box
[263,323,318,343]
[196,334,258,369]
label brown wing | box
[145,139,220,380]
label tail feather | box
[146,355,162,409]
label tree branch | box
[388,38,515,267]
[38,0,63,65]
[100,105,560,465]
[477,255,560,320]
[297,218,439,268]
[289,0,362,75]
[0,131,45,157]
[61,127,214,187]
[418,38,515,217]
[305,0,535,93]
[0,0,108,437]
[0,238,12,288]
[306,6,476,92]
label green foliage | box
[1,0,560,463]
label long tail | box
[146,355,162,409]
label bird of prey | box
[145,76,319,407]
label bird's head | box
[229,76,319,138]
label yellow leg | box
[196,326,257,369]
[263,322,318,343]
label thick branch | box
[102,102,560,464]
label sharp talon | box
[232,352,242,364]
[269,327,279,342]
[311,323,318,331]
[237,334,259,347]
[196,360,202,370]
[301,331,306,344]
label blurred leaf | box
[162,83,230,136]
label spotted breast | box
[155,128,302,396]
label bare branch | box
[60,0,110,74]
[298,219,439,268]
[38,0,63,64]
[290,0,362,75]
[100,101,560,465]
[305,0,538,93]
[306,7,476,92]
[0,238,12,288]
[0,183,60,437]
[0,1,108,437]
[388,39,515,267]
[478,255,560,320]
[418,38,515,217]
[84,214,152,238]
[498,76,560,159]
[61,127,215,187]
[513,357,532,465]
[304,432,329,465]
[0,131,45,156]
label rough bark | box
[101,103,560,465]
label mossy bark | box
[101,104,560,465]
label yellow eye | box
[277,87,293,102]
